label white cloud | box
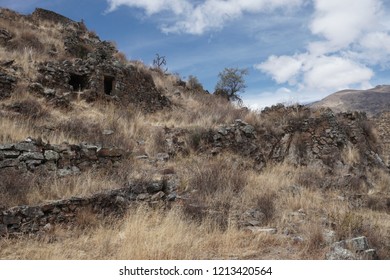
[303,56,373,89]
[256,55,303,85]
[106,0,191,15]
[256,53,374,91]
[309,0,382,53]
[257,0,388,96]
[106,0,304,34]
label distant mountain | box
[310,85,390,117]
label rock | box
[19,152,44,161]
[363,249,378,260]
[3,215,22,225]
[156,153,169,161]
[217,126,228,136]
[14,142,41,152]
[97,147,123,157]
[135,155,149,160]
[323,229,336,244]
[245,227,277,234]
[43,223,53,232]
[21,207,44,218]
[166,193,177,201]
[0,144,14,150]
[147,182,164,193]
[0,159,18,168]
[242,125,255,135]
[137,193,150,200]
[1,150,20,158]
[326,244,356,260]
[346,236,369,252]
[44,150,60,161]
[102,129,114,135]
[57,166,80,177]
[151,191,165,201]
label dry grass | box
[0,207,289,260]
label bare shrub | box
[186,126,211,151]
[186,75,204,92]
[0,169,37,208]
[254,192,276,224]
[59,118,101,142]
[329,211,364,240]
[8,30,44,52]
[7,98,50,120]
[182,159,247,230]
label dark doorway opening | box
[104,76,115,95]
[69,73,88,92]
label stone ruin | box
[0,138,125,175]
[0,8,170,111]
[0,178,177,238]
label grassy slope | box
[0,9,390,260]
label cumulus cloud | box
[106,0,304,34]
[309,0,382,53]
[258,0,388,93]
[256,55,303,85]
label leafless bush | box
[186,127,211,151]
[329,211,364,240]
[7,98,50,120]
[0,169,37,208]
[254,192,276,224]
[182,159,247,230]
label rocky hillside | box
[310,85,390,117]
[1,8,390,260]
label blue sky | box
[1,0,390,108]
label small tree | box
[214,67,248,104]
[153,53,168,73]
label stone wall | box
[0,138,125,174]
[0,179,176,237]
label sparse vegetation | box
[1,7,390,261]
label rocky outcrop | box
[0,178,177,238]
[208,107,386,171]
[326,236,378,260]
[0,71,16,99]
[0,138,126,174]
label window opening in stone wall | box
[69,73,89,92]
[104,76,115,95]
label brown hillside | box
[1,8,390,260]
[310,85,390,117]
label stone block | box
[18,152,44,161]
[14,142,40,152]
[3,215,21,225]
[44,150,60,161]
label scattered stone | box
[156,153,169,162]
[151,191,165,201]
[147,182,164,194]
[245,227,277,234]
[102,129,114,135]
[346,236,369,252]
[97,147,123,157]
